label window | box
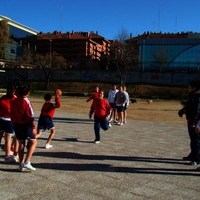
[11,49,15,54]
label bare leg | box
[0,132,5,149]
[24,139,37,163]
[35,130,42,139]
[46,128,56,145]
[5,133,12,157]
[113,108,118,121]
[123,110,127,123]
[18,140,25,163]
[13,136,19,156]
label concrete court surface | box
[0,111,200,200]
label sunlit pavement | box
[0,111,199,200]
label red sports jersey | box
[90,98,110,120]
[0,95,17,120]
[11,96,34,126]
[40,96,61,118]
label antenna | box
[175,16,178,32]
[158,6,160,32]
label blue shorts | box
[14,124,35,140]
[37,115,54,131]
[0,118,14,135]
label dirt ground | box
[30,95,186,125]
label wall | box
[0,69,199,87]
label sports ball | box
[56,88,62,96]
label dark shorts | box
[14,124,35,140]
[124,104,128,111]
[116,106,125,112]
[109,103,116,109]
[37,115,54,131]
[0,119,14,134]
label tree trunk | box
[45,69,52,90]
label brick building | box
[36,31,111,68]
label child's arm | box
[54,94,61,108]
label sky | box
[0,0,200,40]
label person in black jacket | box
[178,80,200,165]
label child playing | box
[0,83,18,163]
[11,83,37,171]
[36,90,61,149]
[89,89,111,143]
[86,86,100,102]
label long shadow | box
[0,155,199,176]
[35,117,93,124]
[36,137,93,143]
[13,162,200,176]
[0,160,199,176]
[33,151,185,165]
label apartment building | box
[36,31,111,67]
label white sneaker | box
[108,123,112,127]
[117,122,123,126]
[24,162,36,171]
[18,163,29,172]
[94,140,100,144]
[45,143,53,149]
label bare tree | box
[34,52,67,89]
[110,28,137,85]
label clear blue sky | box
[0,0,200,39]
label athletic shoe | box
[108,123,112,128]
[45,143,53,149]
[123,121,127,124]
[94,140,100,144]
[24,162,36,171]
[117,122,123,126]
[18,163,29,172]
[5,156,16,163]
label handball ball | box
[56,89,62,96]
